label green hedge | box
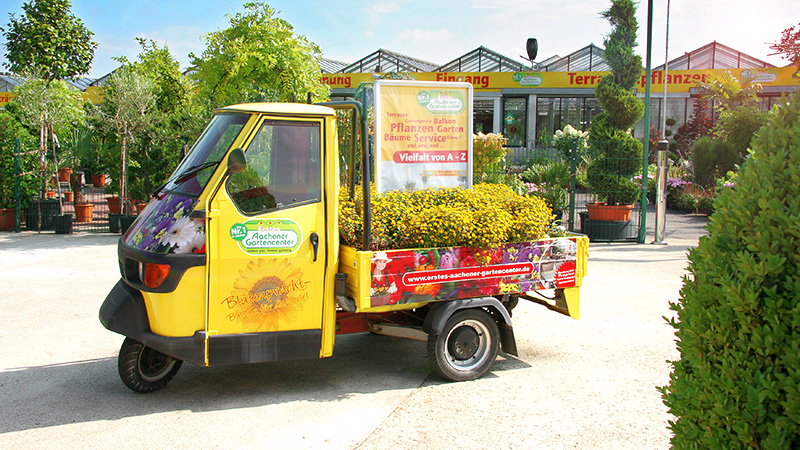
[662,91,800,449]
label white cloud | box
[400,28,451,42]
[365,2,402,24]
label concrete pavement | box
[0,207,707,449]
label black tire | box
[427,309,500,381]
[118,337,182,393]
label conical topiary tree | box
[586,0,644,206]
[662,90,800,449]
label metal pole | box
[568,138,577,232]
[639,0,654,244]
[14,138,21,233]
[661,0,671,134]
[653,140,669,244]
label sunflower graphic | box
[228,259,308,331]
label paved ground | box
[0,207,707,449]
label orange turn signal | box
[144,263,170,288]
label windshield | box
[163,113,249,197]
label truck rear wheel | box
[118,337,182,393]
[427,309,500,381]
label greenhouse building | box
[320,41,799,148]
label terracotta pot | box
[134,201,148,213]
[585,202,634,221]
[58,167,72,182]
[74,203,94,223]
[107,196,122,214]
[0,208,14,231]
[46,191,55,198]
[91,174,106,187]
[64,191,74,203]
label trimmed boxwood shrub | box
[661,90,800,449]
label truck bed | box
[339,235,588,314]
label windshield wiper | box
[173,160,221,184]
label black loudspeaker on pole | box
[526,38,538,61]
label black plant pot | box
[54,214,73,235]
[119,215,137,234]
[108,213,121,233]
[579,212,637,242]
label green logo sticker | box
[416,90,431,106]
[513,72,543,86]
[422,89,466,115]
[230,223,247,240]
[230,219,302,255]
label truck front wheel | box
[118,337,182,393]
[427,309,500,381]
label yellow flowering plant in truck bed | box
[339,183,553,251]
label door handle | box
[309,232,319,262]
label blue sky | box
[0,0,795,79]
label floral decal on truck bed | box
[369,237,579,307]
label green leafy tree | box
[99,65,156,214]
[117,38,203,201]
[1,0,97,83]
[0,111,39,210]
[189,1,329,110]
[662,89,800,450]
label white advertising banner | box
[374,80,473,193]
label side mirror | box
[227,148,247,173]
[179,144,188,162]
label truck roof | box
[217,102,335,116]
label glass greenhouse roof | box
[320,58,347,74]
[538,44,610,72]
[342,49,439,73]
[0,73,95,90]
[655,41,774,70]
[437,47,528,72]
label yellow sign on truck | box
[100,95,588,393]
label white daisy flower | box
[164,216,200,249]
[174,228,206,254]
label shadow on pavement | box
[0,332,530,434]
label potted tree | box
[98,64,156,218]
[71,173,93,223]
[584,0,644,240]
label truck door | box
[206,117,327,365]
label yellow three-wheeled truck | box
[100,101,588,392]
